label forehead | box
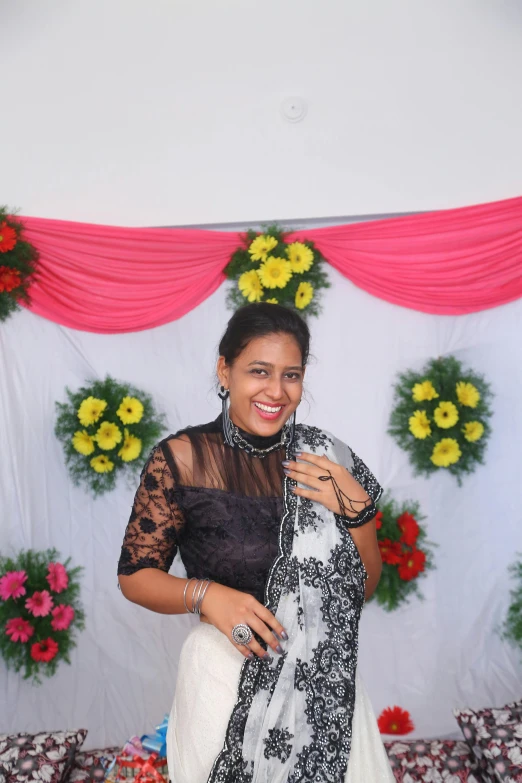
[238,333,303,365]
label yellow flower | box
[412,380,439,402]
[286,242,314,273]
[463,421,485,442]
[431,438,462,467]
[94,421,123,450]
[433,401,459,429]
[118,428,142,462]
[117,396,144,425]
[265,298,279,304]
[258,257,293,289]
[90,454,115,473]
[77,396,107,427]
[238,270,263,302]
[72,430,96,456]
[456,381,480,408]
[409,410,431,439]
[248,234,278,262]
[295,281,314,310]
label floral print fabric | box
[454,699,522,782]
[0,729,87,783]
[384,738,486,782]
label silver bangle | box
[183,577,197,614]
[195,579,213,614]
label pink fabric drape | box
[18,195,522,333]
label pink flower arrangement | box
[5,617,35,643]
[25,590,53,617]
[51,604,75,631]
[0,570,28,601]
[46,562,69,593]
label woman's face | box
[217,332,305,436]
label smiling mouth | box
[253,402,284,414]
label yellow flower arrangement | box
[72,430,95,456]
[77,397,107,427]
[286,242,314,274]
[90,455,115,473]
[433,401,459,429]
[295,282,314,310]
[238,270,263,302]
[94,422,123,450]
[462,421,484,442]
[118,429,142,462]
[117,396,144,425]
[412,380,439,402]
[248,234,278,262]
[258,257,293,289]
[408,410,431,439]
[430,438,462,467]
[456,381,481,408]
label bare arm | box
[118,569,190,614]
[348,520,382,600]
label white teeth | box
[254,403,283,414]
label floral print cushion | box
[384,738,487,782]
[454,699,522,783]
[68,747,120,783]
[0,729,87,783]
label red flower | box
[398,548,426,581]
[5,617,34,643]
[397,512,420,547]
[378,539,403,565]
[30,637,59,663]
[378,706,415,735]
[0,222,17,253]
[0,266,21,293]
[374,511,383,530]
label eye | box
[285,372,302,381]
[250,368,268,376]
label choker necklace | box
[229,422,290,458]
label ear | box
[216,355,230,389]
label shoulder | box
[147,418,220,481]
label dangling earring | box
[284,410,296,446]
[218,386,235,447]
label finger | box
[292,486,321,500]
[283,460,327,480]
[248,614,285,656]
[244,636,272,661]
[253,604,288,642]
[294,452,334,469]
[283,468,323,491]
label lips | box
[253,402,285,421]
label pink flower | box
[0,570,28,601]
[25,590,53,617]
[46,562,69,593]
[51,604,75,631]
[5,617,35,643]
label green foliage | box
[0,207,39,323]
[55,375,166,496]
[224,225,330,318]
[388,356,493,485]
[367,494,437,612]
[0,548,85,684]
[503,556,522,657]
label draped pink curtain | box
[18,195,522,333]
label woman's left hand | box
[283,451,371,518]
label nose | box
[265,375,284,400]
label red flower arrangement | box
[377,705,415,735]
[369,495,436,611]
[0,208,38,323]
[0,548,84,683]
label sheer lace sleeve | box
[332,437,383,529]
[117,443,184,576]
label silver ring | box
[231,623,253,645]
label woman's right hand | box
[199,582,288,661]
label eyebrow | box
[247,360,303,371]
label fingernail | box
[283,469,291,476]
[282,460,290,466]
[247,652,254,659]
[275,644,284,655]
[263,653,272,662]
[280,630,289,641]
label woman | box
[118,303,394,783]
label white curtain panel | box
[1,265,521,748]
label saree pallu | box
[166,623,394,783]
[167,426,394,783]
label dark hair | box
[218,303,310,366]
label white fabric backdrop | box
[1,267,521,749]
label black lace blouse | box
[117,417,286,604]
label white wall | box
[2,0,522,227]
